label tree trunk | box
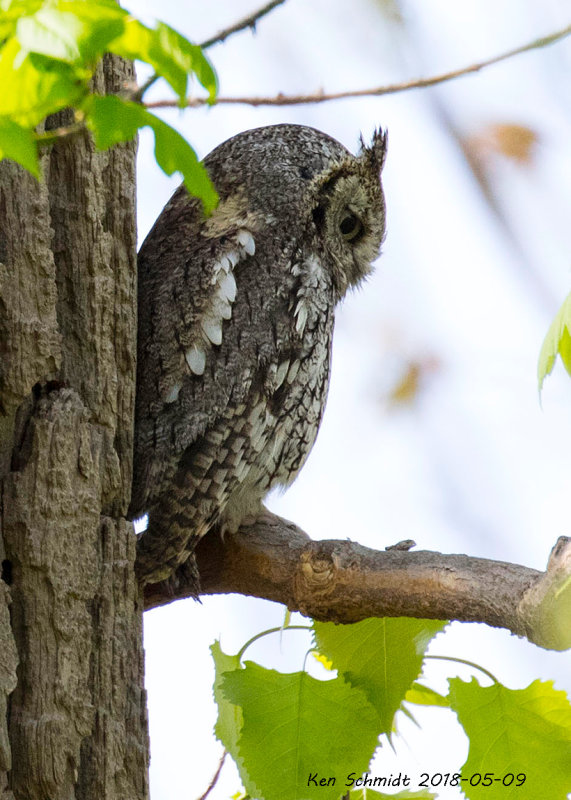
[0,55,149,800]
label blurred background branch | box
[144,23,571,108]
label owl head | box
[204,123,387,300]
[309,128,388,296]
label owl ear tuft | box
[359,128,388,174]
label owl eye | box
[339,213,363,242]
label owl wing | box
[130,184,288,520]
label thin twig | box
[131,0,288,103]
[196,751,227,800]
[201,0,289,49]
[131,74,160,104]
[36,22,571,147]
[144,23,571,110]
[36,121,86,146]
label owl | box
[130,123,387,586]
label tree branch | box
[200,0,289,50]
[144,23,571,110]
[142,512,571,652]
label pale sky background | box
[132,1,571,798]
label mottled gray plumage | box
[131,123,387,585]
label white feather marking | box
[201,316,223,346]
[219,297,233,320]
[211,288,233,321]
[164,383,182,403]
[211,250,240,284]
[306,255,322,279]
[210,259,225,284]
[275,359,290,388]
[295,300,308,335]
[185,344,206,375]
[219,255,232,273]
[237,229,255,256]
[219,270,237,303]
[227,249,240,267]
[287,359,301,383]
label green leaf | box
[0,3,27,42]
[84,93,140,148]
[85,95,218,213]
[211,641,254,791]
[538,290,571,391]
[313,618,447,733]
[0,0,43,27]
[0,0,44,12]
[0,115,39,175]
[105,15,154,67]
[0,36,87,125]
[8,1,215,107]
[56,1,127,62]
[0,1,217,185]
[17,8,86,62]
[222,662,381,800]
[311,651,334,671]
[405,681,449,708]
[449,677,571,800]
[153,22,217,102]
[147,24,189,106]
[14,2,125,65]
[108,17,216,105]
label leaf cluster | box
[212,616,571,800]
[0,0,218,210]
[538,290,571,391]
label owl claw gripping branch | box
[130,123,387,589]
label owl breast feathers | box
[131,123,387,585]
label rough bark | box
[143,513,571,652]
[0,582,18,800]
[0,55,147,800]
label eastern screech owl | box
[130,123,387,586]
